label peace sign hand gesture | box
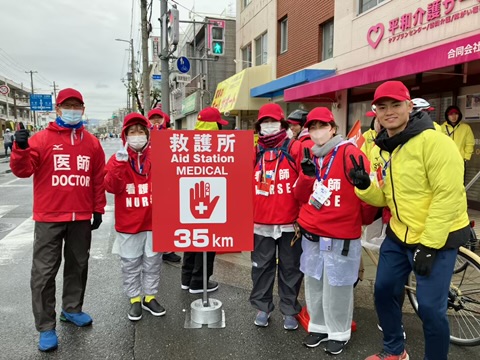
[349,155,371,190]
[301,148,316,178]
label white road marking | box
[0,205,18,218]
[0,217,34,266]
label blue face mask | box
[61,109,83,125]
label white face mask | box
[309,127,333,146]
[260,122,281,135]
[127,135,147,151]
[286,128,294,139]
[61,109,83,125]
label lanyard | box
[379,145,403,176]
[315,146,339,182]
[259,150,280,183]
[446,125,456,138]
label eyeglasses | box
[60,104,84,110]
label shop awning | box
[212,65,272,114]
[285,32,480,102]
[250,69,335,98]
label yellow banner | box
[211,71,246,113]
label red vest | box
[295,143,371,239]
[253,139,303,224]
[105,148,152,234]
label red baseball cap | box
[56,88,84,105]
[198,107,228,125]
[365,110,376,117]
[448,108,460,115]
[304,107,335,128]
[147,108,170,124]
[257,103,284,122]
[372,81,411,105]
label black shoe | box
[189,280,219,294]
[303,332,328,348]
[163,252,181,262]
[142,298,166,316]
[324,340,348,355]
[128,302,142,321]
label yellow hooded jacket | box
[441,122,474,160]
[360,128,377,161]
[194,121,219,131]
[355,117,469,249]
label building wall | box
[277,0,334,78]
[0,76,32,124]
[334,0,480,72]
[171,16,236,126]
[236,0,277,78]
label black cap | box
[287,109,308,127]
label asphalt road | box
[0,138,478,359]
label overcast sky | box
[0,0,234,120]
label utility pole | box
[50,81,59,101]
[160,0,170,114]
[25,70,37,128]
[130,39,137,112]
[141,0,151,112]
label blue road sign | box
[30,94,53,111]
[177,56,191,73]
[152,74,162,80]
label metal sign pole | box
[184,250,225,329]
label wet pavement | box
[0,139,479,359]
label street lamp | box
[115,38,136,112]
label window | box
[280,18,288,53]
[359,0,385,14]
[255,32,268,66]
[241,43,252,69]
[321,20,334,60]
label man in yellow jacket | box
[349,81,470,360]
[442,106,474,180]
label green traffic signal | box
[212,41,224,55]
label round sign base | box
[184,298,225,329]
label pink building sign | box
[367,0,480,49]
[285,33,480,102]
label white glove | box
[115,144,129,162]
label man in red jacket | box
[10,88,106,352]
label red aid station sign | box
[151,130,254,252]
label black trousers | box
[249,232,303,316]
[31,221,92,331]
[181,252,216,287]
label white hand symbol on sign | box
[189,181,219,219]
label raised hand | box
[349,155,371,190]
[115,143,129,162]
[14,122,29,150]
[301,147,316,178]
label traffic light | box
[209,20,225,56]
[167,8,179,46]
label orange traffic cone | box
[296,306,357,332]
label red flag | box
[347,120,365,148]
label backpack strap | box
[255,138,298,174]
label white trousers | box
[305,272,354,341]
